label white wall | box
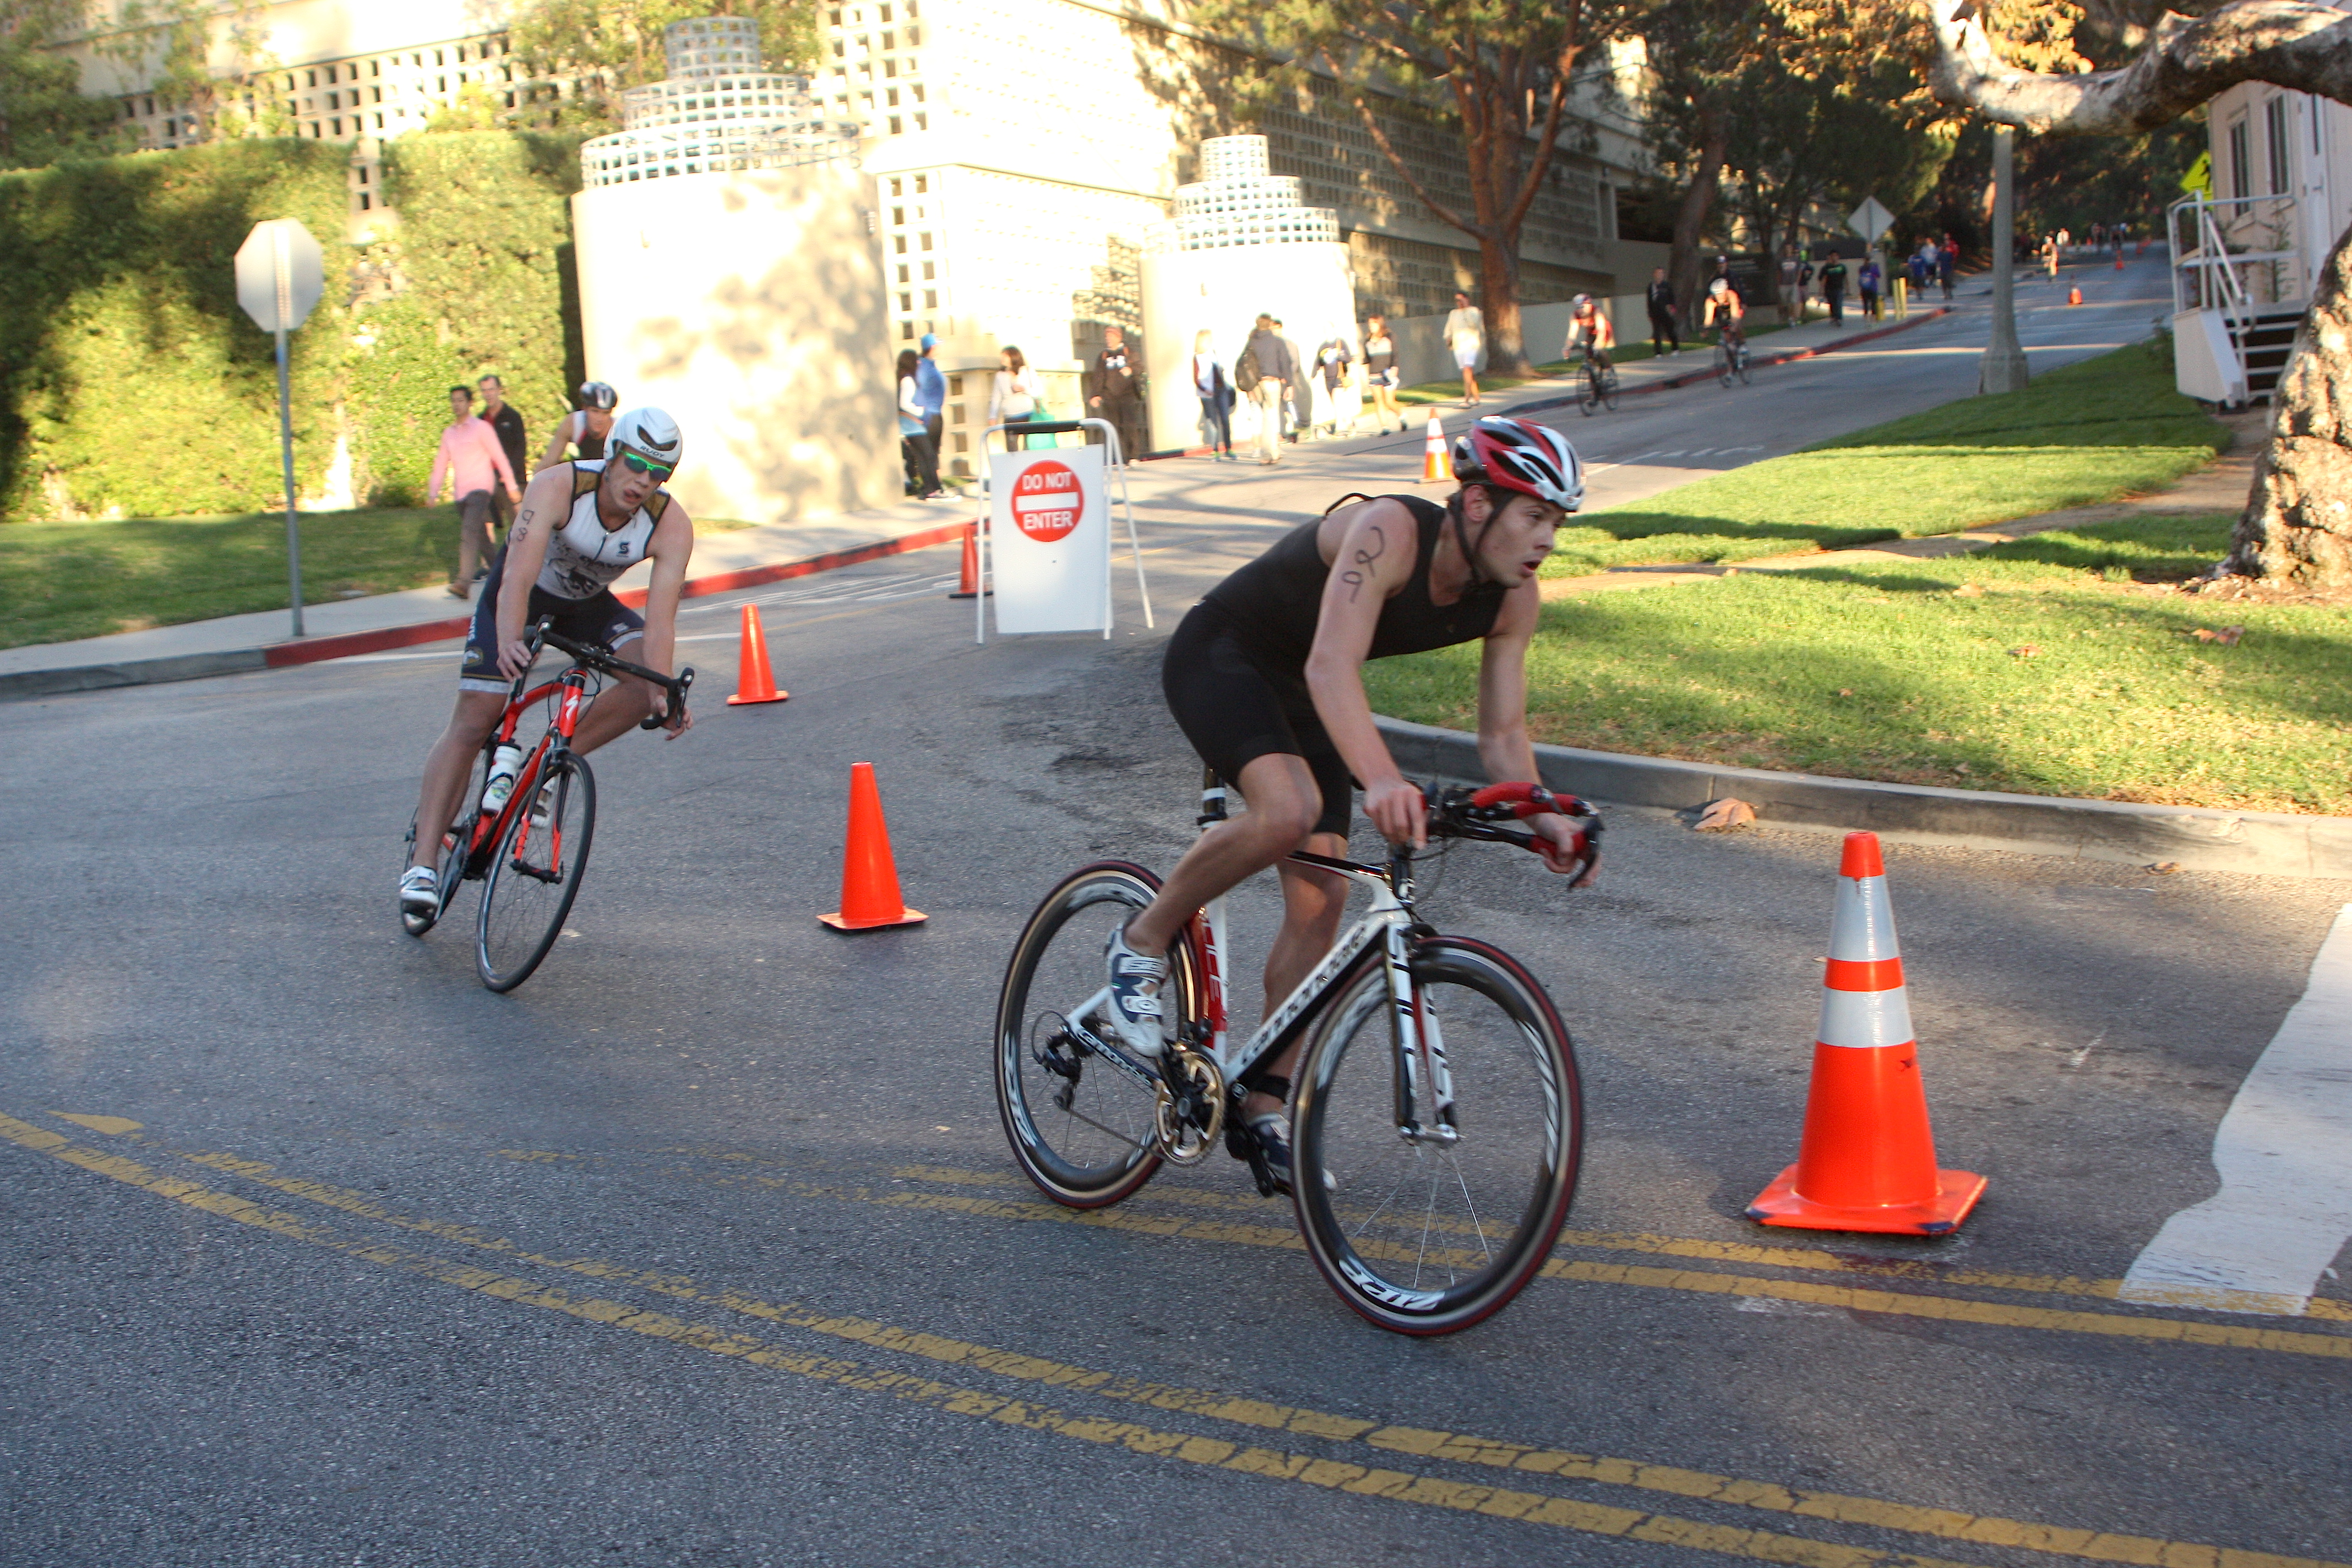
[571,161,902,525]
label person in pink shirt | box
[430,385,522,598]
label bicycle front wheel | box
[1577,366,1598,416]
[1736,350,1752,385]
[1291,935,1581,1335]
[1602,371,1623,412]
[1717,350,1733,388]
[475,753,596,992]
[995,861,1197,1208]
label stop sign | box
[1010,459,1082,543]
[235,219,324,333]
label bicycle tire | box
[1577,364,1598,416]
[1603,371,1622,412]
[475,753,596,992]
[995,861,1200,1208]
[1736,351,1752,385]
[1291,935,1582,1335]
[401,748,489,937]
[1717,350,1733,388]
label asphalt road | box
[6,263,2348,1566]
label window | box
[359,192,372,210]
[887,88,899,106]
[924,290,936,308]
[889,176,901,194]
[911,84,925,103]
[914,112,927,130]
[328,91,338,109]
[306,70,316,87]
[326,64,337,83]
[891,205,904,224]
[894,235,906,254]
[2226,117,2250,199]
[948,375,963,395]
[889,115,902,134]
[2265,95,2291,194]
[914,174,927,193]
[896,264,908,282]
[899,292,911,311]
[358,165,369,183]
[375,112,384,128]
[918,230,930,251]
[922,261,934,280]
[371,60,380,77]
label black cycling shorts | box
[458,545,644,694]
[1162,604,1353,839]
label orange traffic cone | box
[725,604,788,705]
[2067,285,2083,306]
[1745,832,1985,1235]
[1420,410,1451,483]
[2114,254,2125,271]
[819,762,927,930]
[948,520,988,598]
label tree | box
[1635,0,1757,324]
[83,0,285,145]
[503,0,824,131]
[1178,0,1633,376]
[0,0,131,167]
[1928,0,2352,587]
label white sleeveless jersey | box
[535,460,669,600]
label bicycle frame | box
[458,663,593,878]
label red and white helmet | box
[1451,417,1584,512]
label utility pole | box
[1980,124,2030,394]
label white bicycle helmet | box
[608,406,684,473]
[1709,277,1730,297]
[1450,416,1584,513]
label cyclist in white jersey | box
[399,407,695,918]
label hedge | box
[0,132,587,521]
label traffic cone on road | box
[2114,254,2125,271]
[819,763,927,930]
[1745,832,1985,1235]
[725,604,788,706]
[2068,285,2084,306]
[948,520,988,598]
[1420,411,1451,483]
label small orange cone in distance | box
[1745,831,1985,1235]
[2068,285,2084,306]
[2114,254,2125,271]
[725,603,788,706]
[948,520,987,598]
[1422,410,1451,483]
[819,762,926,930]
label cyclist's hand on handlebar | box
[1365,777,1428,851]
[650,692,692,738]
[495,636,536,680]
[1531,814,1600,886]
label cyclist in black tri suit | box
[1105,416,1599,1189]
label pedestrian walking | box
[988,344,1046,450]
[1362,315,1402,433]
[475,374,527,539]
[536,380,618,470]
[428,384,520,600]
[1191,330,1234,460]
[1444,291,1484,406]
[897,347,940,499]
[914,333,948,498]
[1273,318,1306,439]
[1938,235,1958,300]
[1820,253,1849,326]
[1237,313,1294,465]
[1086,324,1146,463]
[1858,255,1883,320]
[1645,267,1679,355]
[1908,242,1932,296]
[1312,332,1353,438]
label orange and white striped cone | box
[1421,411,1451,483]
[1745,832,1986,1234]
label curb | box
[0,518,972,703]
[1375,716,2352,881]
[1507,307,1956,414]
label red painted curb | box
[258,518,970,670]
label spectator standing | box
[1645,267,1679,356]
[897,347,939,498]
[1191,330,1234,461]
[1312,332,1353,438]
[1442,291,1483,405]
[988,344,1046,451]
[1237,313,1294,465]
[1820,253,1849,326]
[1938,234,1959,300]
[1086,324,1146,463]
[1858,255,1883,320]
[536,380,618,470]
[428,384,520,600]
[1362,315,1402,433]
[475,374,527,540]
[914,333,948,498]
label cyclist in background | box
[1102,417,1599,1190]
[1702,276,1746,353]
[1564,294,1615,374]
[537,381,620,471]
[400,407,695,920]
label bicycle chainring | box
[1152,1047,1226,1166]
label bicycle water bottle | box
[481,744,524,813]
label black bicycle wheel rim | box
[475,753,596,992]
[1291,937,1582,1335]
[994,861,1193,1208]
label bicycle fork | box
[1387,923,1458,1144]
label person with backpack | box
[1237,314,1295,466]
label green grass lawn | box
[1366,514,2352,815]
[0,505,761,650]
[1536,342,2228,578]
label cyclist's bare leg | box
[1124,753,1323,956]
[410,690,509,869]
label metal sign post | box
[235,219,325,638]
[974,417,1151,644]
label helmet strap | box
[1446,483,1499,591]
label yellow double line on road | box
[4,1110,2339,1568]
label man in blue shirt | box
[915,333,949,499]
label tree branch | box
[1929,0,2352,133]
[1501,17,1583,243]
[1317,44,1484,239]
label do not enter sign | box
[1010,459,1081,542]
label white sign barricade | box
[975,417,1152,643]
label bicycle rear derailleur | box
[1152,1046,1225,1165]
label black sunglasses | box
[618,450,675,482]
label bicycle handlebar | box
[526,619,695,728]
[1423,782,1603,883]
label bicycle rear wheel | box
[1577,363,1598,416]
[995,861,1197,1208]
[1291,935,1581,1335]
[475,753,595,992]
[401,749,489,937]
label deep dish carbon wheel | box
[995,861,1200,1208]
[1290,935,1582,1335]
[475,753,595,992]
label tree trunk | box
[2223,217,2352,586]
[1480,242,1528,375]
[1669,105,1732,327]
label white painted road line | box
[2121,904,2352,1316]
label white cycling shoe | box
[1102,922,1168,1060]
[399,865,440,917]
